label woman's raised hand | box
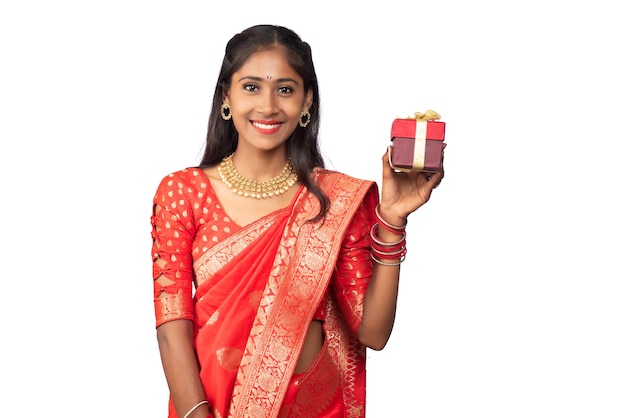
[378,145,445,226]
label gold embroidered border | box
[193,214,280,288]
[230,171,374,418]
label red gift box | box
[389,111,446,173]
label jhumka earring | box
[299,110,311,128]
[220,103,232,120]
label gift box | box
[389,110,446,173]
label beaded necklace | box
[217,153,298,199]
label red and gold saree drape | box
[152,167,378,418]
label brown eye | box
[277,86,293,94]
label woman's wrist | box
[370,207,408,266]
[375,204,407,234]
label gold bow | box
[408,110,440,121]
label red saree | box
[152,167,378,418]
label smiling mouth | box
[252,121,282,130]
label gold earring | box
[299,110,311,128]
[220,103,232,120]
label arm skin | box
[358,148,444,350]
[157,320,212,418]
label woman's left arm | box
[358,149,444,350]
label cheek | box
[287,102,304,117]
[230,110,249,131]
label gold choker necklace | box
[217,153,298,199]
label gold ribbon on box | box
[410,110,441,121]
[389,110,441,173]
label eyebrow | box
[237,76,300,85]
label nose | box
[257,91,279,116]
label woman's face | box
[225,47,312,155]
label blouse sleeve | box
[330,184,379,335]
[151,172,196,327]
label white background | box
[1,1,625,417]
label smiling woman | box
[225,47,311,156]
[150,24,444,418]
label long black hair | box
[198,24,329,221]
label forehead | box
[235,47,301,81]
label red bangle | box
[371,240,406,256]
[370,224,405,247]
[371,252,405,266]
[371,246,407,260]
[370,223,407,261]
[375,204,406,233]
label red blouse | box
[151,167,377,333]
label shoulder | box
[157,167,205,186]
[313,168,379,223]
[313,168,378,194]
[153,167,211,202]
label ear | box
[304,88,313,111]
[222,87,230,103]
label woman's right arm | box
[157,320,211,418]
[152,172,212,417]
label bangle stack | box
[370,205,407,266]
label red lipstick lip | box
[252,120,282,125]
[251,120,282,134]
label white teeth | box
[253,121,280,129]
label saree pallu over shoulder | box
[229,170,376,418]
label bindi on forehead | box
[266,75,272,80]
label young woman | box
[151,24,444,418]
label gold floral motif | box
[216,347,244,371]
